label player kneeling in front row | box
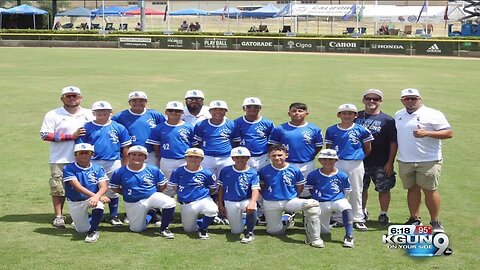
[306,149,355,248]
[217,147,260,244]
[169,148,218,240]
[259,145,323,248]
[63,143,110,243]
[109,146,176,238]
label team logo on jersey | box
[360,119,382,134]
[255,126,267,138]
[347,130,360,145]
[192,174,205,186]
[282,171,295,186]
[302,131,313,144]
[238,174,249,190]
[109,130,119,144]
[147,118,157,129]
[87,172,98,184]
[330,179,340,194]
[220,127,231,141]
[178,128,190,143]
[141,173,155,186]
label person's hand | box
[384,162,394,177]
[100,196,110,203]
[218,205,226,216]
[73,127,86,139]
[413,125,429,138]
[88,195,100,208]
[245,201,256,215]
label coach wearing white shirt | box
[182,89,211,126]
[40,86,94,228]
[395,88,452,233]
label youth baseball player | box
[268,102,323,198]
[306,149,354,248]
[168,148,218,240]
[217,147,260,244]
[325,104,374,231]
[109,146,176,238]
[76,101,132,226]
[258,145,322,248]
[40,86,94,227]
[63,143,109,243]
[111,91,165,167]
[181,89,211,126]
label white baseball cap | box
[128,145,148,156]
[242,97,262,107]
[209,100,228,110]
[185,148,204,158]
[92,101,113,111]
[337,103,358,113]
[317,149,339,160]
[231,147,251,157]
[128,91,148,101]
[400,88,421,98]
[363,89,384,99]
[165,101,184,111]
[61,86,81,96]
[74,143,94,153]
[185,89,205,99]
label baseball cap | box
[363,89,384,99]
[74,143,94,153]
[209,100,228,110]
[165,101,184,111]
[185,148,204,158]
[317,149,339,160]
[185,89,205,99]
[400,88,421,98]
[242,97,262,107]
[61,86,81,96]
[337,104,358,113]
[92,101,113,111]
[128,91,148,101]
[231,147,251,157]
[128,145,148,156]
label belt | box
[179,201,193,205]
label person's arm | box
[41,127,86,142]
[413,127,453,139]
[363,141,372,157]
[217,186,226,216]
[296,184,304,197]
[121,146,129,166]
[384,142,397,177]
[157,182,167,192]
[314,146,322,157]
[153,144,161,162]
[245,189,260,214]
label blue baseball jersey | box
[169,166,217,203]
[218,165,260,201]
[76,121,131,161]
[258,164,305,201]
[109,164,167,203]
[268,122,323,163]
[233,116,274,157]
[146,121,194,159]
[306,169,351,202]
[111,109,165,153]
[193,119,237,157]
[324,123,374,160]
[63,162,108,201]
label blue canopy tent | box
[2,4,49,29]
[208,7,242,18]
[242,3,280,18]
[169,8,209,16]
[91,6,136,29]
[55,7,92,30]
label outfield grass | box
[0,47,478,269]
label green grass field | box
[0,47,478,269]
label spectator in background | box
[179,21,188,31]
[195,22,201,32]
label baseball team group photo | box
[0,47,477,269]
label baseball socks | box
[342,209,354,238]
[245,210,257,235]
[89,208,104,234]
[159,207,175,231]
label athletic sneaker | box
[123,217,130,225]
[198,229,209,240]
[405,217,422,226]
[329,220,344,228]
[430,220,445,233]
[343,235,354,248]
[85,231,99,243]
[240,232,255,244]
[377,214,390,226]
[309,239,325,248]
[110,216,123,226]
[159,229,175,239]
[213,216,229,225]
[353,222,368,231]
[71,221,75,229]
[363,209,369,221]
[282,214,295,228]
[52,216,66,228]
[256,215,267,226]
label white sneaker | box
[154,221,162,228]
[310,239,325,248]
[343,235,354,248]
[159,229,175,239]
[123,217,129,225]
[240,233,255,244]
[198,229,209,240]
[52,216,65,228]
[85,231,99,243]
[71,222,75,229]
[110,216,123,226]
[353,222,368,231]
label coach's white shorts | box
[67,199,105,233]
[202,155,234,178]
[124,192,176,232]
[263,198,306,235]
[225,199,255,234]
[248,154,270,170]
[91,159,122,199]
[180,197,218,233]
[160,158,186,197]
[319,198,352,234]
[290,161,315,198]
